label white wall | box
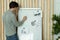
[54,0,60,15]
[54,0,60,40]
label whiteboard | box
[18,8,42,40]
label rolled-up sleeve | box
[11,14,24,27]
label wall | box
[54,0,60,40]
[1,0,54,40]
[54,0,60,15]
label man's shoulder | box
[3,10,13,18]
[4,10,14,15]
[4,10,11,14]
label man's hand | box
[22,16,27,21]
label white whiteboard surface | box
[18,8,42,40]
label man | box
[3,1,27,40]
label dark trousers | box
[6,33,19,40]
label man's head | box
[9,1,20,14]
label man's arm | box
[11,15,25,27]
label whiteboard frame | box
[19,8,41,10]
[18,8,43,40]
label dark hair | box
[9,1,19,8]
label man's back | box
[3,10,16,36]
